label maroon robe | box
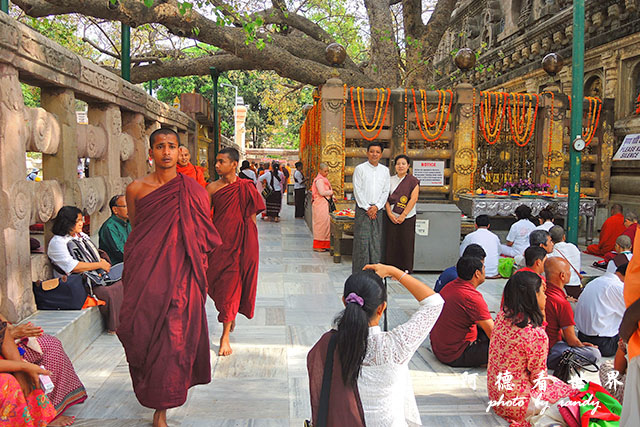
[623,223,639,250]
[207,178,265,322]
[118,174,221,410]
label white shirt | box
[240,168,257,184]
[258,170,285,192]
[535,221,554,231]
[358,294,444,427]
[606,252,633,274]
[388,175,417,219]
[293,170,306,190]
[575,273,625,337]
[460,228,501,277]
[548,241,582,286]
[47,232,97,275]
[505,219,536,257]
[353,161,390,211]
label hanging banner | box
[413,160,445,186]
[613,134,640,161]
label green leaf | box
[143,0,153,8]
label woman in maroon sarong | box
[384,155,420,273]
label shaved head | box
[178,146,191,166]
[544,257,570,288]
[616,235,632,250]
[612,203,623,214]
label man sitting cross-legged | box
[459,215,502,279]
[435,244,486,293]
[575,263,627,357]
[430,256,493,367]
[544,257,602,370]
[547,225,582,298]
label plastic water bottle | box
[553,185,558,198]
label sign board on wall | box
[413,161,445,186]
[613,134,640,161]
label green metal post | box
[209,67,220,180]
[121,25,131,82]
[1,0,8,13]
[567,0,585,244]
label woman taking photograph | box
[487,271,575,426]
[312,163,334,252]
[48,206,124,333]
[258,162,286,222]
[385,155,420,273]
[307,264,444,426]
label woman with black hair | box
[47,206,124,333]
[501,204,536,257]
[385,154,420,273]
[487,271,575,426]
[535,207,555,231]
[307,264,443,426]
[258,162,286,222]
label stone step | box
[21,307,105,361]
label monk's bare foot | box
[152,409,168,427]
[49,415,75,426]
[219,335,233,356]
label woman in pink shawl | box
[312,163,334,252]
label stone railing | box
[0,13,198,322]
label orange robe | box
[624,231,640,360]
[177,163,207,188]
[586,213,626,256]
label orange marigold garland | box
[479,91,507,145]
[583,97,602,146]
[404,88,408,154]
[350,87,391,141]
[507,92,539,147]
[411,89,453,142]
[470,88,476,191]
[342,84,347,196]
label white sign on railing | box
[413,160,445,186]
[614,134,640,161]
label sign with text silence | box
[413,160,445,186]
[614,134,640,160]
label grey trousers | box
[547,340,602,370]
[352,207,384,274]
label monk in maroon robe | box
[207,147,265,356]
[586,204,626,256]
[119,128,221,427]
[177,146,207,187]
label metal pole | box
[121,24,131,82]
[1,0,9,13]
[567,0,585,244]
[209,67,220,180]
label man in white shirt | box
[293,161,306,218]
[500,205,536,257]
[575,263,627,357]
[547,226,582,298]
[459,215,501,278]
[352,141,390,273]
[607,235,633,273]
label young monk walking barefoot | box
[207,147,265,356]
[118,129,221,427]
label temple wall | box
[0,13,196,322]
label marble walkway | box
[63,203,605,426]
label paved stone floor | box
[63,203,607,426]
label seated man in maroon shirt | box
[430,256,494,367]
[544,257,601,369]
[518,246,547,280]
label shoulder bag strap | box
[317,333,338,427]
[554,248,583,281]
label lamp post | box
[221,82,239,138]
[567,0,585,244]
[121,24,131,82]
[209,67,220,180]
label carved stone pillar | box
[320,77,346,199]
[88,104,121,238]
[0,64,35,321]
[146,121,161,172]
[538,91,567,190]
[451,83,477,200]
[595,99,615,201]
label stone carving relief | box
[0,67,24,112]
[0,16,20,47]
[80,61,119,95]
[121,84,147,106]
[322,129,343,172]
[25,107,60,154]
[120,133,134,162]
[454,148,477,175]
[32,180,63,224]
[19,32,80,77]
[76,124,108,159]
[30,254,53,283]
[9,181,32,230]
[74,177,106,215]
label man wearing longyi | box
[118,128,221,427]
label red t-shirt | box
[544,282,575,348]
[430,277,492,363]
